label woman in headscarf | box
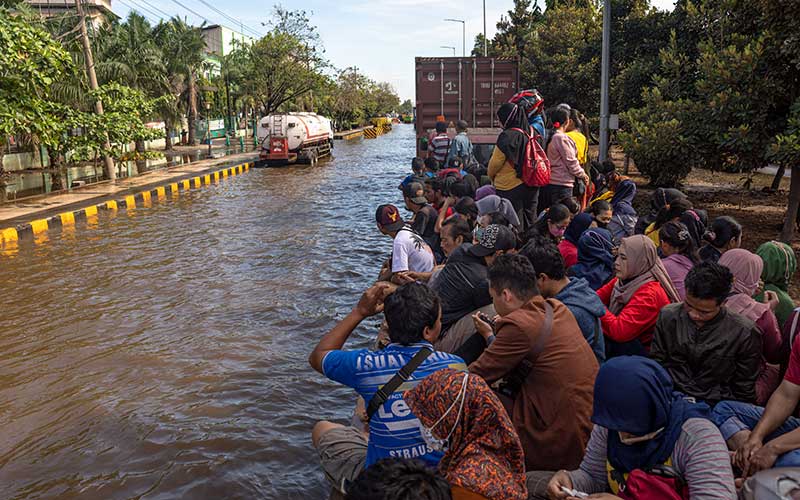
[404,369,527,500]
[475,184,496,201]
[720,249,784,405]
[597,235,680,358]
[569,229,615,290]
[634,187,687,235]
[755,240,797,327]
[558,212,593,268]
[606,179,638,242]
[476,194,521,228]
[489,103,539,230]
[659,221,701,301]
[546,356,735,499]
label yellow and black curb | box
[0,161,253,249]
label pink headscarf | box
[719,249,770,322]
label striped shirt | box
[569,419,736,499]
[429,133,451,165]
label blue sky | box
[113,0,676,102]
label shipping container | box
[415,57,520,162]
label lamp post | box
[483,0,487,57]
[440,45,456,56]
[599,0,611,161]
[444,18,465,57]
[206,102,212,157]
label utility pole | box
[483,0,487,57]
[599,0,611,162]
[75,0,115,182]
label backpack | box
[510,127,551,187]
[610,464,688,500]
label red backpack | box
[510,127,551,187]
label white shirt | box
[392,226,435,274]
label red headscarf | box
[404,369,527,500]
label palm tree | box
[153,18,206,149]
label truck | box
[257,112,334,166]
[415,57,520,166]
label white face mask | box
[418,373,469,453]
[618,427,665,446]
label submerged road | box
[0,125,415,498]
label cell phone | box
[560,486,589,498]
[477,312,495,327]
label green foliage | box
[618,87,693,186]
[399,100,413,115]
[315,68,400,129]
[768,100,800,168]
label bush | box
[618,88,694,187]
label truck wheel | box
[309,150,318,166]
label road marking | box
[125,195,136,208]
[1,227,18,244]
[193,177,201,188]
[85,205,98,217]
[59,212,75,225]
[141,191,151,204]
[106,200,118,210]
[156,186,166,200]
[203,175,211,184]
[30,219,48,234]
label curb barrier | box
[0,161,253,251]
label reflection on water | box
[0,126,414,499]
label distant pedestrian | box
[446,120,474,166]
[428,121,451,167]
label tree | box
[399,99,413,114]
[153,18,206,150]
[230,7,327,117]
[769,100,800,242]
[0,8,72,200]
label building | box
[26,0,118,27]
[201,24,254,76]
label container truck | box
[415,57,520,165]
[257,112,334,166]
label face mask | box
[549,225,566,238]
[618,427,664,445]
[418,373,469,453]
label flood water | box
[0,125,415,499]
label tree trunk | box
[771,165,786,191]
[135,139,147,173]
[780,165,800,243]
[49,148,67,192]
[164,119,173,151]
[188,68,198,146]
[0,147,7,203]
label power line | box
[116,0,162,23]
[167,0,211,25]
[190,0,262,38]
[136,0,174,20]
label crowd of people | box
[307,92,800,500]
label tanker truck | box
[257,112,334,166]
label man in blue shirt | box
[445,120,474,165]
[309,282,466,494]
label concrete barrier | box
[0,161,253,251]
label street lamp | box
[440,45,456,56]
[206,102,212,157]
[483,0,487,57]
[444,18,465,57]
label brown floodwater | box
[0,125,415,499]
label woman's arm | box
[601,283,663,343]
[434,197,454,234]
[487,147,506,181]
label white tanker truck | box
[257,112,334,166]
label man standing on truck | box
[428,121,451,167]
[446,120,474,166]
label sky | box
[112,0,677,103]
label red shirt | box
[785,334,800,386]
[597,278,671,350]
[558,240,578,269]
